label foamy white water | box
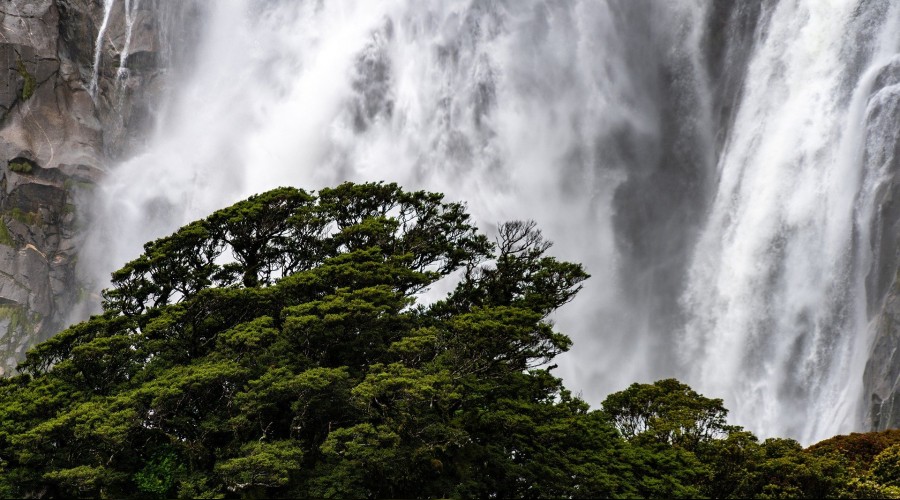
[680,0,900,443]
[89,0,116,98]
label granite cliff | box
[0,0,196,372]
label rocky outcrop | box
[0,0,197,373]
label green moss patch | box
[8,161,32,174]
[0,219,14,247]
[16,59,36,101]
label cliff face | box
[867,284,900,431]
[0,0,195,372]
[863,58,900,431]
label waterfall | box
[81,0,900,443]
[89,0,116,98]
[117,0,142,82]
[680,0,900,443]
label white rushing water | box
[680,0,900,443]
[89,0,116,98]
[83,0,900,443]
[117,0,141,82]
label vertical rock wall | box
[863,59,900,431]
[0,0,196,372]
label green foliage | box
[808,429,900,471]
[842,477,900,499]
[599,379,878,499]
[738,438,849,499]
[601,378,732,450]
[7,207,41,226]
[134,450,184,498]
[8,161,32,174]
[871,444,900,488]
[0,219,14,247]
[215,441,304,494]
[63,178,96,192]
[0,182,607,498]
[0,305,33,341]
[15,59,35,101]
[0,181,890,498]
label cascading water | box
[680,0,900,443]
[89,0,116,98]
[81,0,900,443]
[117,0,142,82]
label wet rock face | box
[0,0,197,373]
[864,58,900,431]
[867,284,900,431]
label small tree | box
[601,378,732,451]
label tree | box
[0,182,631,499]
[599,380,862,499]
[601,378,732,451]
[2,182,880,499]
[868,444,900,495]
[807,429,900,473]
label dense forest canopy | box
[0,182,898,498]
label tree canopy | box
[0,182,605,498]
[0,182,896,498]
